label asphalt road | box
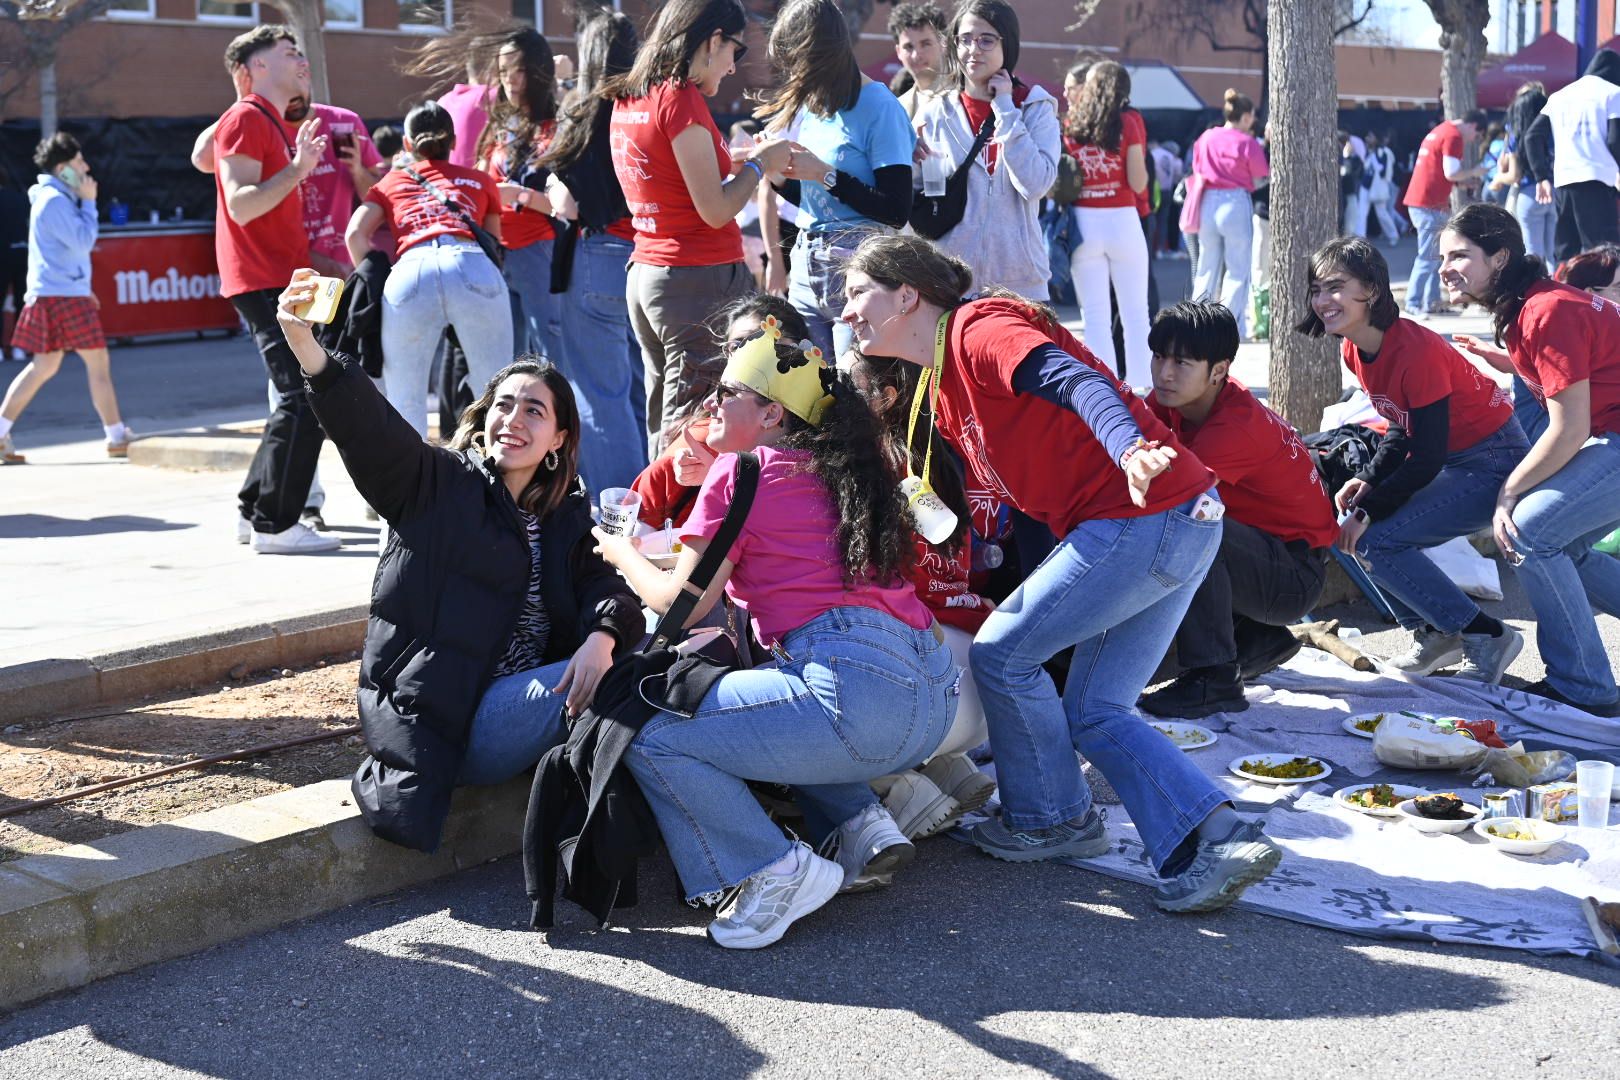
[1,840,1617,1079]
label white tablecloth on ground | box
[960,648,1620,960]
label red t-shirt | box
[1403,120,1462,211]
[958,86,1029,175]
[1505,279,1620,436]
[934,299,1212,535]
[364,161,501,259]
[610,81,743,267]
[1067,109,1146,210]
[1148,379,1337,549]
[1341,316,1513,451]
[907,528,991,634]
[484,118,556,250]
[212,95,310,298]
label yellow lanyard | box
[904,312,952,482]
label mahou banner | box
[90,228,240,338]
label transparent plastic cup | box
[921,148,949,197]
[1576,760,1614,829]
[598,487,643,538]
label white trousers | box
[1069,205,1152,389]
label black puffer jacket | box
[305,356,643,852]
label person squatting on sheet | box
[273,268,643,853]
[839,233,1283,914]
[1138,301,1338,720]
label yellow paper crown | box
[720,316,837,426]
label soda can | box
[1482,793,1512,820]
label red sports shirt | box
[1505,280,1620,436]
[1067,109,1147,210]
[933,299,1212,536]
[1148,379,1337,549]
[364,161,501,259]
[1341,316,1513,451]
[484,118,556,250]
[212,94,310,298]
[610,81,743,267]
[1403,120,1462,211]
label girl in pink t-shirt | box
[1190,89,1269,337]
[594,320,957,950]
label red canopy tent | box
[1478,33,1577,108]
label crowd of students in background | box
[5,1,1620,952]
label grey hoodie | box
[913,83,1061,299]
[25,173,97,302]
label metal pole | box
[1577,0,1598,74]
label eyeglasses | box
[723,33,748,63]
[955,32,1001,52]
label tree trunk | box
[282,0,331,106]
[1265,0,1340,432]
[1437,10,1487,120]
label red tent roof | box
[1478,32,1577,109]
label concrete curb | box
[0,775,530,1012]
[0,605,369,725]
[128,418,439,471]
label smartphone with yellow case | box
[294,276,345,325]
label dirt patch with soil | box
[0,654,365,861]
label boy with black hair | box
[1139,301,1338,718]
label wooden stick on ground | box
[1288,619,1375,671]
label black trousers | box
[233,287,325,534]
[1553,180,1620,262]
[1176,517,1328,669]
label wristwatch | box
[818,168,838,188]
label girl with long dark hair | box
[752,0,915,360]
[594,319,957,950]
[272,269,643,852]
[606,0,793,454]
[536,9,647,493]
[1441,203,1620,715]
[1502,81,1552,260]
[1063,59,1152,388]
[840,233,1281,914]
[911,0,1060,300]
[1298,236,1528,681]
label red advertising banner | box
[90,227,240,339]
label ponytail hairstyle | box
[1222,87,1255,124]
[600,0,746,101]
[1443,202,1548,344]
[1067,59,1130,150]
[541,8,639,174]
[451,358,582,519]
[403,100,457,162]
[754,0,862,130]
[847,351,969,558]
[1295,236,1401,338]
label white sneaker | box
[819,803,914,893]
[883,770,962,840]
[236,516,251,544]
[707,842,842,950]
[251,521,342,554]
[921,753,998,816]
[1381,627,1463,676]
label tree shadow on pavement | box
[0,514,193,539]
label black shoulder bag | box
[909,115,997,241]
[403,165,506,271]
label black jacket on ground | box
[305,356,644,852]
[314,251,390,378]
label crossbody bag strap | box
[952,115,997,181]
[244,99,297,158]
[403,165,484,235]
[648,451,760,650]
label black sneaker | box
[1138,664,1250,719]
[1521,678,1620,718]
[1236,625,1302,681]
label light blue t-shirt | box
[794,81,916,229]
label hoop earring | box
[545,449,559,471]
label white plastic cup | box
[900,475,958,545]
[921,148,949,197]
[598,487,642,538]
[1576,760,1615,829]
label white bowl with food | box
[1395,794,1483,834]
[1473,816,1566,855]
[1335,783,1427,818]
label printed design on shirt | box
[1461,363,1513,412]
[965,485,1006,540]
[610,129,651,181]
[956,414,1014,503]
[1368,393,1410,431]
[395,183,480,244]
[1072,143,1120,181]
[1252,402,1327,496]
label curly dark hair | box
[1066,60,1129,151]
[775,366,914,586]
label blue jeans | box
[1192,187,1253,338]
[1405,206,1450,313]
[788,226,873,362]
[1512,188,1557,262]
[970,496,1227,874]
[1513,375,1549,443]
[554,233,648,493]
[457,658,572,785]
[1511,434,1620,706]
[1357,420,1528,634]
[504,238,561,363]
[381,237,514,438]
[625,606,958,901]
